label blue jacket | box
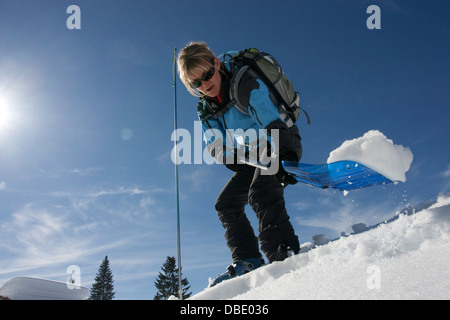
[197,53,302,170]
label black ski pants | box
[215,166,300,263]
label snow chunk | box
[327,130,413,182]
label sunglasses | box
[190,61,216,89]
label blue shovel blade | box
[282,160,393,191]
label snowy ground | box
[190,193,450,300]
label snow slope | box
[191,193,450,300]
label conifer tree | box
[154,256,191,300]
[89,255,115,300]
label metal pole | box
[172,47,183,300]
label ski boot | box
[208,257,265,288]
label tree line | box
[88,255,191,300]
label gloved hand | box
[276,151,298,185]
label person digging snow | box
[177,42,301,287]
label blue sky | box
[0,0,449,299]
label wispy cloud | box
[441,164,450,193]
[70,167,103,176]
[443,164,450,178]
[51,184,171,221]
[88,186,147,198]
[0,181,6,190]
[0,175,175,282]
[0,204,96,274]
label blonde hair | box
[177,41,216,97]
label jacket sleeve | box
[199,111,236,165]
[248,79,283,128]
[245,78,296,160]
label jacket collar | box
[203,63,232,111]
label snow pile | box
[327,130,413,182]
[191,193,450,300]
[0,277,89,300]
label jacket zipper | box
[249,105,263,126]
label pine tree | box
[89,255,115,300]
[154,256,191,300]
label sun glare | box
[0,96,12,128]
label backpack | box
[206,48,310,126]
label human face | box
[190,62,215,89]
[189,58,221,98]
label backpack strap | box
[197,96,233,123]
[211,101,235,119]
[229,65,254,116]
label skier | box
[177,42,302,287]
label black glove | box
[276,151,298,185]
